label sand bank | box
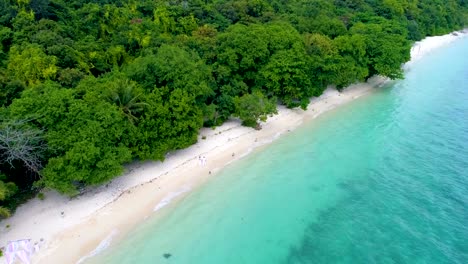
[408,29,468,66]
[0,30,466,264]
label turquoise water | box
[90,36,468,264]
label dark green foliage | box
[0,80,26,107]
[57,68,85,88]
[0,26,13,52]
[258,44,314,109]
[332,34,369,88]
[125,44,213,101]
[0,0,16,26]
[0,0,466,207]
[130,88,203,160]
[350,20,411,79]
[8,82,132,194]
[215,23,270,90]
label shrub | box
[38,192,45,200]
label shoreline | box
[1,30,467,264]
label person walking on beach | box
[198,156,202,166]
[202,156,207,166]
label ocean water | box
[89,36,468,264]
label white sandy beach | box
[408,29,468,65]
[1,30,467,264]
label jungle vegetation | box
[0,0,466,217]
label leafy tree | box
[0,26,13,53]
[210,93,236,126]
[0,80,26,107]
[303,33,339,90]
[216,0,273,24]
[233,90,277,128]
[10,9,36,44]
[214,22,303,106]
[8,82,132,195]
[296,14,347,38]
[201,103,221,127]
[0,0,17,26]
[185,24,218,62]
[258,44,313,109]
[175,14,198,35]
[350,20,411,79]
[130,88,203,160]
[57,68,85,88]
[126,44,213,103]
[29,0,52,20]
[8,82,74,130]
[40,98,132,195]
[7,44,58,85]
[0,173,18,218]
[266,22,303,53]
[215,23,270,90]
[153,6,176,34]
[332,34,369,88]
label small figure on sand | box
[202,156,207,166]
[198,156,202,166]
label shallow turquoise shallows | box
[90,36,468,264]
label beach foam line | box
[76,229,119,264]
[154,185,192,212]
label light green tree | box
[154,6,175,34]
[7,44,58,85]
[234,91,277,129]
[350,21,411,79]
[0,173,17,218]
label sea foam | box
[76,229,118,264]
[153,185,192,212]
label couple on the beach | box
[198,156,207,166]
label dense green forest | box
[0,0,466,217]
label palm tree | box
[106,79,147,123]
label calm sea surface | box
[90,36,468,264]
